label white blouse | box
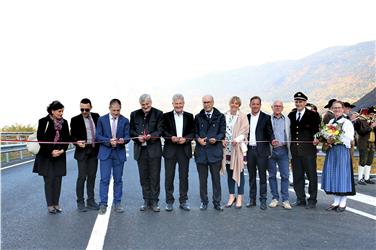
[328,117,354,148]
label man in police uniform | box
[288,92,321,209]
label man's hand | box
[171,136,179,143]
[208,138,216,144]
[110,138,117,147]
[178,137,186,144]
[313,138,320,145]
[77,140,86,148]
[222,140,227,148]
[138,135,145,143]
[198,137,207,146]
[271,139,279,146]
[117,138,125,144]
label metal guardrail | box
[1,132,34,163]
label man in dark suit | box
[194,95,226,211]
[130,94,164,212]
[96,99,130,214]
[162,94,195,212]
[70,98,100,212]
[246,96,277,210]
[288,92,321,209]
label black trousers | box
[247,147,268,201]
[43,165,62,206]
[137,147,161,205]
[359,148,375,166]
[76,155,98,204]
[164,147,189,204]
[197,162,221,205]
[291,155,317,203]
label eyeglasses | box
[80,108,90,112]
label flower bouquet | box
[315,123,344,152]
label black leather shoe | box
[325,205,339,211]
[260,201,267,210]
[199,203,208,211]
[358,179,366,185]
[292,200,307,207]
[179,203,190,211]
[305,203,316,209]
[140,202,148,211]
[336,206,346,212]
[86,201,100,210]
[77,203,88,212]
[165,203,173,212]
[152,204,160,212]
[246,200,256,208]
[214,204,224,211]
[365,179,375,184]
[48,207,57,214]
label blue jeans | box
[268,146,290,201]
[99,150,125,206]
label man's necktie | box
[111,117,117,139]
[206,113,211,119]
[88,115,95,146]
[297,112,301,122]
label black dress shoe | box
[357,179,366,185]
[325,205,339,211]
[365,179,375,184]
[214,204,224,211]
[336,206,346,212]
[179,203,190,211]
[77,203,88,212]
[165,203,173,212]
[305,203,316,209]
[48,207,57,214]
[260,201,267,210]
[292,200,307,207]
[199,203,208,211]
[87,201,100,210]
[246,200,256,208]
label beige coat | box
[221,111,249,186]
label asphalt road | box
[1,143,376,250]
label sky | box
[0,0,375,128]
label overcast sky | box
[0,0,375,127]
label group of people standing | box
[33,91,374,214]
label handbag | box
[26,121,49,155]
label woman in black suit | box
[34,101,70,214]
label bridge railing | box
[1,132,34,164]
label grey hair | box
[139,94,152,104]
[172,93,185,102]
[202,95,214,102]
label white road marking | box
[86,177,114,250]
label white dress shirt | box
[249,111,260,146]
[174,111,184,137]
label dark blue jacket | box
[194,108,226,164]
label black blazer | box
[247,111,275,157]
[70,112,100,160]
[162,111,195,159]
[194,108,226,164]
[35,115,70,176]
[130,107,163,160]
[288,108,321,156]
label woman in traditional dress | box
[321,100,355,212]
